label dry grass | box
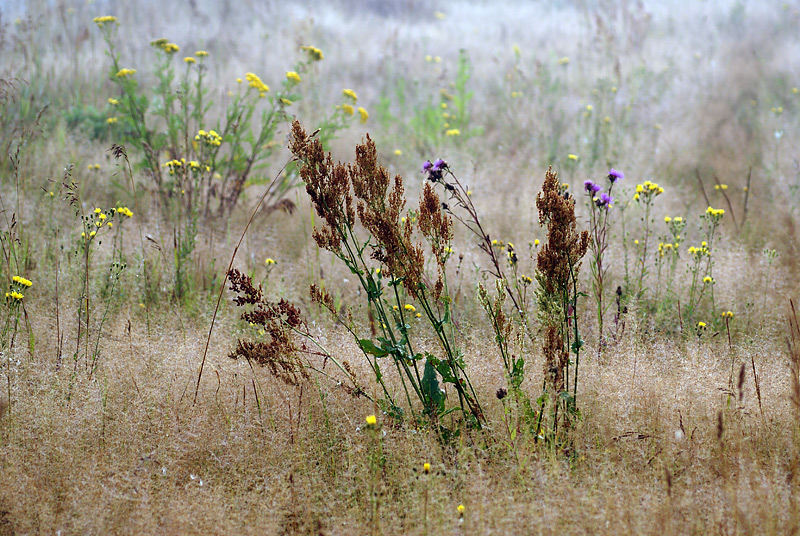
[1,0,800,534]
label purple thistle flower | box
[422,160,433,172]
[432,158,447,171]
[595,192,614,209]
[584,180,602,194]
[608,168,624,183]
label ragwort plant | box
[685,206,725,322]
[632,179,665,299]
[93,16,360,300]
[289,121,484,429]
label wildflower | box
[595,192,614,209]
[286,71,301,84]
[585,104,593,112]
[457,504,465,515]
[184,57,196,64]
[567,153,578,161]
[301,45,324,61]
[434,56,441,63]
[162,43,180,54]
[415,313,422,318]
[358,107,369,124]
[245,72,269,93]
[106,117,118,124]
[423,463,431,474]
[92,15,117,27]
[534,239,540,246]
[558,56,570,65]
[584,180,602,194]
[665,216,672,223]
[521,274,533,285]
[342,88,358,101]
[608,168,624,183]
[195,50,209,57]
[394,149,402,156]
[722,310,734,318]
[697,321,706,328]
[5,291,23,301]
[425,54,433,62]
[341,104,355,116]
[703,276,714,284]
[434,11,446,19]
[633,193,640,200]
[115,68,136,77]
[236,77,242,83]
[90,231,96,237]
[12,276,32,287]
[404,304,416,312]
[365,414,377,426]
[467,190,472,196]
[714,184,728,191]
[108,98,119,105]
[117,206,133,218]
[445,128,460,136]
[280,98,293,106]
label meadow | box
[1,0,800,533]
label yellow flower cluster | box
[706,206,725,218]
[195,129,222,147]
[12,276,32,287]
[245,72,270,95]
[280,98,293,106]
[286,71,301,84]
[634,180,664,201]
[520,274,533,285]
[341,104,355,116]
[301,45,324,61]
[5,291,23,301]
[115,68,136,78]
[161,42,180,54]
[697,321,707,329]
[687,244,709,257]
[445,128,460,136]
[404,304,416,312]
[721,310,734,319]
[265,258,276,265]
[567,153,578,161]
[92,15,117,27]
[184,57,196,64]
[195,50,209,57]
[108,98,119,105]
[703,276,715,284]
[342,89,358,101]
[558,57,570,65]
[117,206,134,218]
[106,117,118,124]
[163,158,186,174]
[657,242,676,257]
[713,184,728,191]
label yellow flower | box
[245,72,269,93]
[534,239,540,246]
[697,321,706,328]
[195,50,209,57]
[358,107,369,124]
[341,104,355,116]
[342,88,358,101]
[365,414,377,426]
[457,504,465,515]
[558,56,570,65]
[664,216,672,223]
[115,68,136,77]
[434,11,446,19]
[425,54,433,62]
[703,276,714,284]
[184,57,196,64]
[434,56,441,63]
[90,231,97,237]
[301,45,324,61]
[585,104,593,112]
[394,149,402,156]
[404,304,416,312]
[445,128,460,136]
[92,15,117,27]
[286,71,301,84]
[633,193,640,200]
[423,463,431,474]
[107,117,118,124]
[415,313,422,318]
[280,98,293,106]
[108,98,119,105]
[162,42,180,54]
[12,276,32,287]
[265,258,276,265]
[567,153,578,161]
[6,291,24,301]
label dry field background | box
[1,0,800,534]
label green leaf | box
[359,339,390,358]
[421,358,446,415]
